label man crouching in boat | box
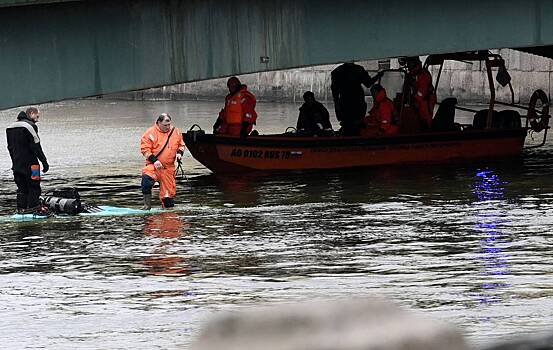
[213,77,258,138]
[296,91,334,136]
[140,113,186,210]
[361,84,399,136]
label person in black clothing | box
[296,91,333,136]
[331,62,380,136]
[6,107,50,214]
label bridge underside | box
[2,0,553,109]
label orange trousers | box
[142,164,177,202]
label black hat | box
[303,91,315,100]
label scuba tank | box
[42,196,82,215]
[41,187,83,215]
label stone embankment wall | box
[429,49,552,104]
[111,49,552,104]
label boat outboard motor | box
[41,188,83,215]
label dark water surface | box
[1,100,553,349]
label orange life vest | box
[225,93,244,125]
[223,87,257,126]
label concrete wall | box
[110,49,552,105]
[428,49,553,104]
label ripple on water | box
[1,101,553,348]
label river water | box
[1,99,553,349]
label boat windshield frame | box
[423,50,515,129]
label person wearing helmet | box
[404,56,436,130]
[213,76,258,138]
[140,113,186,209]
[331,62,380,136]
[296,91,333,136]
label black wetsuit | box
[6,112,48,211]
[297,100,332,135]
[331,63,378,135]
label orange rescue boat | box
[185,51,550,174]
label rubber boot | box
[162,197,175,208]
[142,193,152,210]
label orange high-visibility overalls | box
[217,86,257,136]
[140,124,186,205]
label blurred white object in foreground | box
[190,297,469,350]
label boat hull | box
[184,129,527,173]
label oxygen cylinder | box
[42,196,82,215]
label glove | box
[154,160,163,169]
[148,155,158,164]
[176,153,182,162]
[42,162,49,173]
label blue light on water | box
[472,169,512,305]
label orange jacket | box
[222,85,257,125]
[140,124,185,169]
[367,89,398,135]
[410,63,436,126]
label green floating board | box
[5,205,163,222]
[81,205,163,216]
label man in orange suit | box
[213,76,257,138]
[140,113,185,209]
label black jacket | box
[330,63,378,123]
[6,112,48,173]
[297,101,332,134]
[331,63,376,103]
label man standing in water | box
[6,107,50,215]
[140,113,186,210]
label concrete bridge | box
[2,0,553,110]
